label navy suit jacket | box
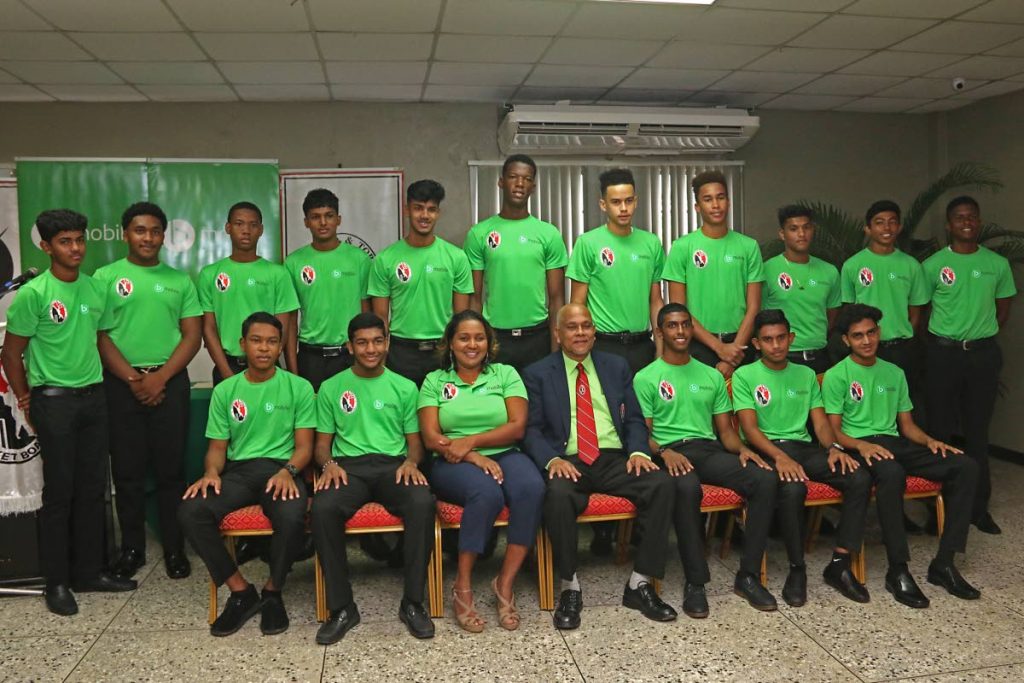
[521,350,650,471]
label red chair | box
[209,504,283,625]
[433,501,514,612]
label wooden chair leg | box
[936,494,946,537]
[208,579,218,625]
[537,530,554,611]
[856,541,866,584]
[430,520,444,618]
[720,512,736,560]
[314,552,326,623]
[760,552,768,588]
[804,507,824,554]
[615,519,633,565]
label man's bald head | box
[556,302,591,328]
[556,303,596,361]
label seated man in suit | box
[522,303,676,630]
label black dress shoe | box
[734,572,777,612]
[72,571,137,593]
[682,583,709,619]
[316,604,361,645]
[164,552,191,579]
[927,561,980,600]
[111,548,145,579]
[211,583,261,636]
[972,513,1002,535]
[399,598,434,639]
[623,582,677,622]
[553,589,582,630]
[885,568,930,608]
[823,562,870,603]
[782,567,807,607]
[260,589,289,635]
[44,583,78,616]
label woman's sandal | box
[491,577,520,631]
[452,587,485,633]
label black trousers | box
[669,439,780,576]
[178,458,308,588]
[650,459,710,585]
[211,355,247,386]
[386,338,441,388]
[773,440,871,554]
[787,350,831,375]
[858,435,977,565]
[494,329,551,373]
[545,450,673,581]
[32,386,109,585]
[297,344,353,393]
[689,335,756,371]
[311,455,435,609]
[104,369,190,555]
[876,338,915,377]
[592,336,655,376]
[924,336,1001,520]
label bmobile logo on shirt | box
[340,390,357,414]
[231,399,248,422]
[940,266,956,286]
[858,268,873,287]
[442,383,459,400]
[849,381,864,402]
[396,262,412,283]
[777,273,793,291]
[49,300,67,324]
[599,247,615,267]
[658,380,675,401]
[486,231,501,249]
[215,273,231,292]
[692,250,708,269]
[754,385,771,406]
[116,278,133,298]
[301,265,316,285]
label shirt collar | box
[562,352,595,376]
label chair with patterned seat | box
[208,504,281,625]
[431,501,516,613]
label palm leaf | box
[901,162,1003,242]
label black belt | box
[494,321,548,338]
[226,355,248,367]
[787,348,825,362]
[34,383,102,397]
[931,334,996,352]
[596,331,650,344]
[879,337,911,347]
[299,342,350,358]
[133,364,163,374]
[390,336,440,352]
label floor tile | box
[0,635,96,682]
[891,662,1024,681]
[0,591,130,638]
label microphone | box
[1,268,39,294]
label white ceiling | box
[1,0,1024,113]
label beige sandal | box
[491,577,520,631]
[452,587,485,633]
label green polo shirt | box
[198,257,299,357]
[368,237,474,340]
[464,214,568,329]
[634,357,730,445]
[561,353,621,456]
[565,226,664,333]
[732,360,822,442]
[663,229,765,334]
[762,254,840,351]
[285,243,371,345]
[6,270,109,388]
[840,248,929,341]
[822,355,911,439]
[206,369,316,462]
[316,368,418,459]
[93,258,202,366]
[418,363,526,456]
[923,246,1016,340]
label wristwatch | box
[830,442,846,453]
[283,463,300,477]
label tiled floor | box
[4,458,1024,682]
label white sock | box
[628,571,650,590]
[561,574,580,592]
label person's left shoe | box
[782,567,807,607]
[972,513,1002,535]
[259,589,289,635]
[681,583,709,619]
[71,571,137,593]
[823,562,870,603]
[885,567,929,609]
[398,598,435,639]
[164,552,191,580]
[622,582,677,622]
[927,561,981,600]
[111,548,145,580]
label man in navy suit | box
[522,303,676,630]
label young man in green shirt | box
[664,171,764,380]
[923,196,1016,535]
[179,312,316,637]
[734,309,870,605]
[311,312,434,644]
[762,206,841,374]
[634,303,786,613]
[96,202,202,581]
[824,304,979,608]
[370,180,473,387]
[566,168,665,375]
[465,155,568,371]
[198,201,299,385]
[2,209,136,617]
[284,188,371,392]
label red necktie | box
[576,363,600,465]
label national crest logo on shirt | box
[658,380,675,401]
[340,390,357,414]
[754,384,771,406]
[693,250,708,269]
[215,272,231,292]
[849,381,864,403]
[231,399,248,422]
[486,231,501,249]
[777,272,793,291]
[116,278,133,298]
[858,267,873,287]
[599,247,615,267]
[442,383,459,400]
[396,262,412,283]
[49,300,67,324]
[300,265,316,285]
[940,266,956,286]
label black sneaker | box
[398,598,434,639]
[823,561,870,603]
[734,572,778,611]
[210,584,261,637]
[316,604,361,645]
[681,583,709,619]
[782,567,807,607]
[260,589,289,635]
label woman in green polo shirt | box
[418,310,544,633]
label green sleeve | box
[730,371,754,411]
[712,374,732,414]
[995,258,1017,299]
[5,286,39,338]
[367,253,391,298]
[821,369,844,415]
[294,378,317,429]
[840,261,855,304]
[401,382,419,434]
[746,240,765,283]
[545,230,569,270]
[908,260,930,306]
[565,238,592,283]
[96,293,113,332]
[181,278,203,319]
[633,373,655,419]
[451,249,475,295]
[651,240,665,282]
[896,370,913,413]
[501,365,528,400]
[274,266,300,314]
[197,267,214,312]
[809,373,824,410]
[205,384,230,440]
[463,227,485,271]
[825,264,842,308]
[417,371,440,409]
[356,251,371,299]
[316,387,337,434]
[662,240,687,283]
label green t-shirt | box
[565,226,664,333]
[417,363,526,456]
[732,360,822,442]
[198,257,299,356]
[634,357,731,445]
[663,229,765,334]
[923,246,1017,340]
[93,259,202,366]
[762,254,840,351]
[840,248,929,341]
[206,370,316,462]
[368,237,473,340]
[822,355,911,439]
[316,368,418,459]
[464,214,568,328]
[6,270,108,388]
[285,243,370,345]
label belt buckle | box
[962,339,971,351]
[511,328,523,338]
[802,350,814,361]
[136,365,160,374]
[417,341,434,352]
